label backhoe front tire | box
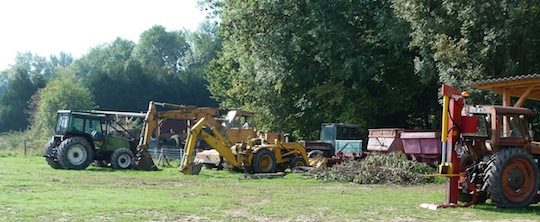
[111,148,134,170]
[483,148,540,208]
[289,156,307,172]
[44,139,62,169]
[252,149,276,173]
[57,137,94,170]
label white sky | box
[0,0,206,70]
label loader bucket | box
[179,158,203,175]
[133,149,158,171]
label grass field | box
[1,155,539,221]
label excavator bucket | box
[133,148,158,171]
[179,158,203,175]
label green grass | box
[0,156,539,221]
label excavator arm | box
[180,118,241,174]
[132,101,219,171]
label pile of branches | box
[308,153,435,185]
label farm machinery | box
[44,110,144,170]
[179,116,310,175]
[437,83,540,208]
[301,123,363,165]
[44,101,219,171]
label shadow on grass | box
[85,167,163,172]
[473,203,540,215]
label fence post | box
[24,139,27,157]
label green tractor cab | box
[44,110,137,170]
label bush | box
[32,73,95,135]
[308,153,436,185]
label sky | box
[0,0,207,70]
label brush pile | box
[308,153,435,185]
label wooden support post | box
[514,86,534,107]
[502,89,511,136]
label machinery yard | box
[1,156,539,222]
[3,1,540,221]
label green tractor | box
[44,110,138,170]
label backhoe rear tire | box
[111,148,134,170]
[483,148,540,208]
[252,149,276,173]
[57,137,94,170]
[45,139,62,169]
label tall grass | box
[0,129,48,156]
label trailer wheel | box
[252,149,276,173]
[111,148,134,169]
[57,137,93,170]
[44,139,62,169]
[484,148,540,208]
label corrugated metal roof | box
[469,73,540,101]
[470,74,540,86]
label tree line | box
[0,23,219,135]
[203,0,540,138]
[1,0,540,139]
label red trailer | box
[367,128,441,166]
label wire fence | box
[149,146,184,167]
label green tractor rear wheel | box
[57,137,94,170]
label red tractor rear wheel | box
[484,148,540,208]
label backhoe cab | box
[44,111,138,170]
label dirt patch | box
[174,192,210,198]
[226,208,278,222]
[152,215,210,222]
[294,208,331,222]
[389,217,419,222]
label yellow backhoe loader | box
[132,101,281,171]
[132,101,219,170]
[179,117,310,175]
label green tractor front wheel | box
[44,139,62,169]
[111,148,134,170]
[57,137,94,170]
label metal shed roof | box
[469,74,540,101]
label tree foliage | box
[3,1,540,141]
[133,25,190,75]
[204,0,436,137]
[0,52,74,132]
[392,0,540,91]
[32,74,95,133]
[71,31,216,111]
[0,67,38,132]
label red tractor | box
[438,84,540,208]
